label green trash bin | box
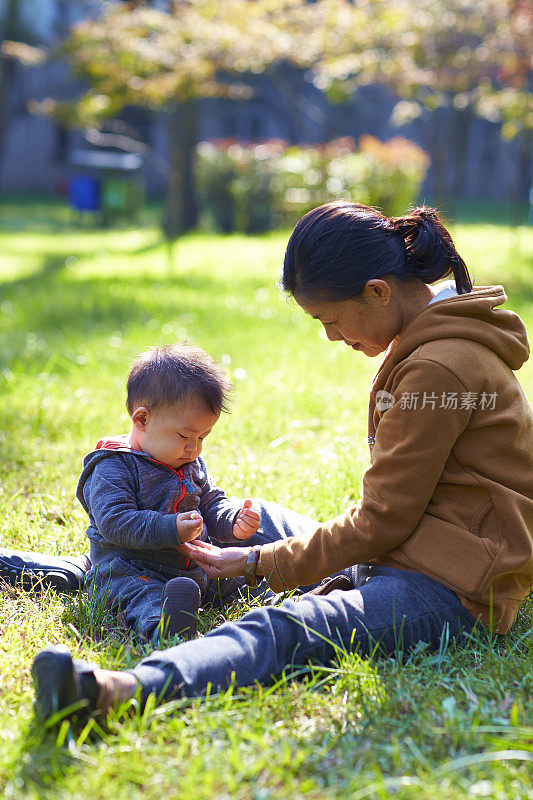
[69,150,145,226]
[101,176,144,222]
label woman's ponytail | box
[392,207,473,295]
[282,201,473,302]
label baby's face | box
[136,403,219,469]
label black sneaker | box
[32,645,100,721]
[0,549,90,592]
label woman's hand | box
[178,539,253,579]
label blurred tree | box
[320,0,532,209]
[0,0,37,191]
[4,0,530,224]
[390,0,533,212]
[5,0,377,237]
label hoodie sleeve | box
[83,457,180,551]
[259,358,473,591]
[197,458,243,543]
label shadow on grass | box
[0,250,284,376]
[7,719,86,797]
[0,195,163,235]
[440,199,530,228]
[6,268,533,372]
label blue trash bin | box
[68,175,100,212]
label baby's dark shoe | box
[32,645,100,721]
[161,577,201,639]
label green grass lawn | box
[0,198,532,799]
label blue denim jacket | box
[76,436,243,577]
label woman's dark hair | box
[126,343,233,416]
[282,201,473,301]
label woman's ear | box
[363,279,392,306]
[131,406,149,431]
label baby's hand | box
[176,510,203,544]
[233,499,260,540]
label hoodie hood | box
[76,436,147,514]
[76,435,195,515]
[391,285,530,372]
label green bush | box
[197,139,286,233]
[197,135,430,232]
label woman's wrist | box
[244,545,262,586]
[243,546,264,574]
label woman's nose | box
[324,324,341,342]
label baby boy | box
[77,343,260,641]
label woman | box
[32,203,533,718]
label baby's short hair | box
[126,343,232,416]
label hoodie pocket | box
[399,514,496,599]
[469,496,499,558]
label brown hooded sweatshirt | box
[259,285,533,633]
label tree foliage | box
[6,0,530,137]
[4,0,382,234]
[3,0,531,223]
[9,0,374,124]
[324,0,532,140]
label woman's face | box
[296,280,401,358]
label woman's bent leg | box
[130,567,477,702]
